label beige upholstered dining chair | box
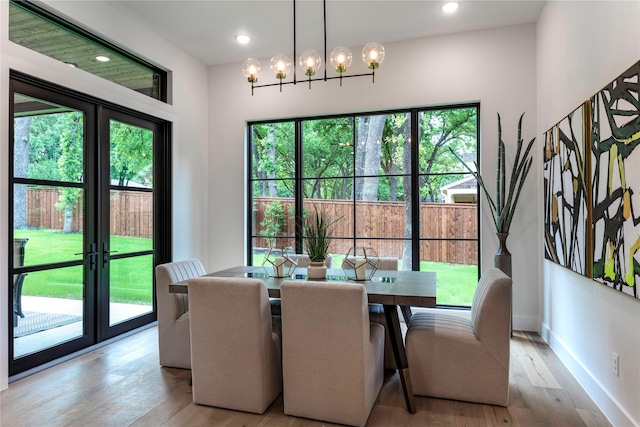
[188,276,282,414]
[155,259,205,369]
[280,280,384,427]
[405,268,512,406]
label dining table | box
[169,265,437,414]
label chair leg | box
[14,273,27,319]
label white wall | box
[208,24,539,330]
[1,1,635,423]
[0,1,210,389]
[537,2,640,425]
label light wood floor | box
[0,328,611,426]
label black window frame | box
[247,104,481,283]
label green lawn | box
[14,228,153,304]
[15,228,478,306]
[253,252,478,306]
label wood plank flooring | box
[0,329,611,426]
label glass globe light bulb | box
[242,58,262,83]
[330,46,353,74]
[270,54,292,80]
[298,50,322,77]
[362,42,385,70]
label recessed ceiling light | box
[442,2,459,13]
[96,55,110,62]
[235,34,251,44]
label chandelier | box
[241,0,385,95]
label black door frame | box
[8,71,172,376]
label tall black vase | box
[495,232,513,336]
[494,232,512,278]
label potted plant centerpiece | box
[302,204,342,279]
[451,112,535,278]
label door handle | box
[103,242,118,267]
[75,243,98,270]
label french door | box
[9,73,171,376]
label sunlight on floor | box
[14,296,151,358]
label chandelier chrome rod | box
[323,0,327,82]
[293,0,297,84]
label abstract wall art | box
[591,61,640,300]
[543,103,590,277]
[544,59,640,300]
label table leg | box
[400,305,412,324]
[383,304,416,414]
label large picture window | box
[248,105,479,306]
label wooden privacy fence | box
[253,197,478,265]
[25,188,152,239]
[25,190,478,264]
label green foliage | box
[27,158,61,182]
[419,108,478,201]
[55,113,84,224]
[301,204,343,262]
[22,112,154,233]
[252,122,295,197]
[25,113,153,187]
[260,200,286,245]
[302,118,354,199]
[110,120,153,186]
[251,109,477,203]
[451,113,535,233]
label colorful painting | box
[543,103,590,276]
[591,61,640,299]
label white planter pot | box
[307,263,327,279]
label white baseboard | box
[513,315,538,332]
[540,323,636,427]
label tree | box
[27,114,63,181]
[110,121,153,187]
[265,124,278,197]
[14,116,31,229]
[360,115,386,201]
[251,122,295,197]
[302,118,353,199]
[56,113,83,233]
[381,114,408,201]
[419,108,477,202]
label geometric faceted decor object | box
[543,59,640,300]
[590,60,640,300]
[543,102,591,277]
[342,247,379,281]
[262,246,297,278]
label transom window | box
[248,105,480,306]
[9,0,167,102]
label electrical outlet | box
[612,352,619,376]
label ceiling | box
[106,0,546,67]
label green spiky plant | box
[301,204,343,262]
[451,113,535,233]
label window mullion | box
[411,109,420,271]
[294,119,304,253]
